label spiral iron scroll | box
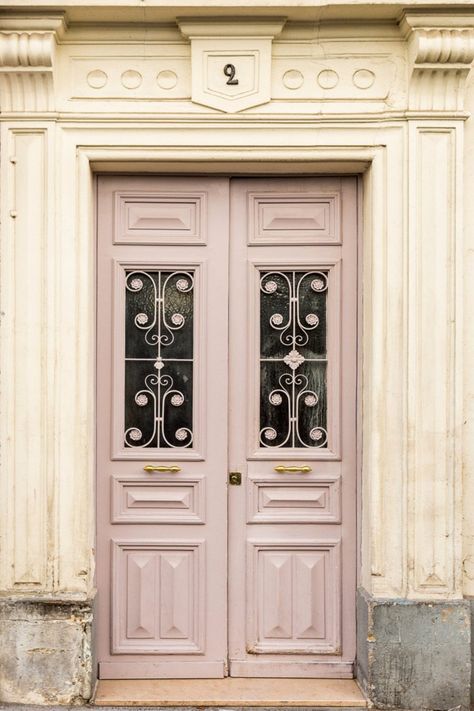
[124,270,194,449]
[259,270,328,449]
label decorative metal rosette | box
[259,269,328,449]
[124,269,195,449]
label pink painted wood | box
[96,176,358,680]
[96,176,230,678]
[228,178,358,677]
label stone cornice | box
[177,16,287,39]
[400,11,474,111]
[1,10,473,115]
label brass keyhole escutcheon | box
[229,472,242,485]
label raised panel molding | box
[248,193,340,245]
[247,541,341,654]
[407,124,462,597]
[112,540,205,653]
[114,191,207,245]
[69,56,190,100]
[0,130,50,589]
[111,476,205,523]
[271,56,401,103]
[247,475,341,523]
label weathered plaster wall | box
[357,589,471,710]
[0,599,94,704]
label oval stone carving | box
[282,69,304,90]
[157,70,178,90]
[317,69,339,89]
[121,70,143,89]
[353,69,375,89]
[87,69,108,89]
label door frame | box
[93,162,364,677]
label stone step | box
[93,679,367,708]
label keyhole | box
[224,63,239,85]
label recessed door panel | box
[228,177,357,677]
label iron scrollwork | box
[124,270,194,449]
[259,270,329,449]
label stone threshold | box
[93,679,367,708]
[2,708,371,711]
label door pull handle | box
[274,465,312,474]
[143,465,181,473]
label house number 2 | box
[224,63,239,85]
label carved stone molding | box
[401,13,474,111]
[0,15,65,112]
[0,32,54,67]
[177,17,286,112]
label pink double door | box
[96,176,357,679]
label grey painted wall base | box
[471,598,474,705]
[357,587,471,710]
[0,597,95,705]
[1,590,471,706]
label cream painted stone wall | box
[463,70,474,599]
[0,3,473,612]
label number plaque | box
[224,63,239,86]
[177,18,286,113]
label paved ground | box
[0,704,374,711]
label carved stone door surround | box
[0,7,473,708]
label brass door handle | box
[143,464,181,473]
[274,465,312,474]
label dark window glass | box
[259,270,328,449]
[124,270,194,449]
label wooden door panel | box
[247,541,341,654]
[247,474,341,524]
[228,177,357,677]
[97,176,229,678]
[97,175,357,680]
[248,192,341,245]
[112,540,205,655]
[114,190,208,245]
[111,475,205,524]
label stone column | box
[0,15,95,704]
[357,13,474,711]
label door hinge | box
[229,471,242,486]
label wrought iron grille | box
[124,269,194,448]
[259,270,328,448]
